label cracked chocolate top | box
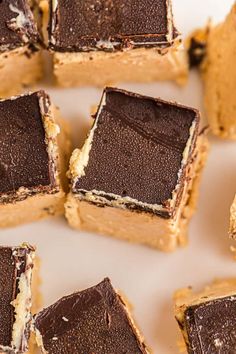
[184,296,236,354]
[74,87,199,217]
[34,278,148,354]
[49,0,176,52]
[0,91,55,201]
[0,0,39,52]
[0,245,33,352]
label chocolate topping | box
[49,0,175,52]
[0,91,56,202]
[34,278,147,354]
[184,296,236,354]
[0,0,39,52]
[0,245,33,352]
[74,88,199,217]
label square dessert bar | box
[66,87,208,252]
[0,0,42,97]
[47,0,188,87]
[0,91,71,228]
[203,3,236,139]
[175,279,236,353]
[0,244,35,353]
[34,278,149,353]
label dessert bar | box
[0,91,70,228]
[0,244,35,353]
[202,3,236,139]
[46,0,188,87]
[34,278,149,353]
[0,0,42,96]
[175,279,236,353]
[66,87,208,252]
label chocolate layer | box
[0,91,56,202]
[0,245,33,352]
[49,0,175,52]
[0,0,39,52]
[74,88,199,217]
[184,296,236,354]
[34,278,147,354]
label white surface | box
[1,1,236,353]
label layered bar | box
[46,0,188,87]
[65,87,208,252]
[0,244,35,353]
[202,3,236,139]
[0,91,71,228]
[174,279,236,353]
[34,278,149,353]
[0,1,43,97]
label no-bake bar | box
[0,244,35,354]
[66,87,208,252]
[34,278,149,353]
[0,91,71,228]
[46,0,188,87]
[202,3,236,139]
[0,0,42,97]
[175,279,236,353]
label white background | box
[2,0,236,352]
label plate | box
[2,0,236,352]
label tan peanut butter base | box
[0,47,42,98]
[203,4,236,139]
[53,43,188,88]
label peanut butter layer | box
[34,278,149,354]
[53,44,188,87]
[0,47,42,97]
[202,4,236,139]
